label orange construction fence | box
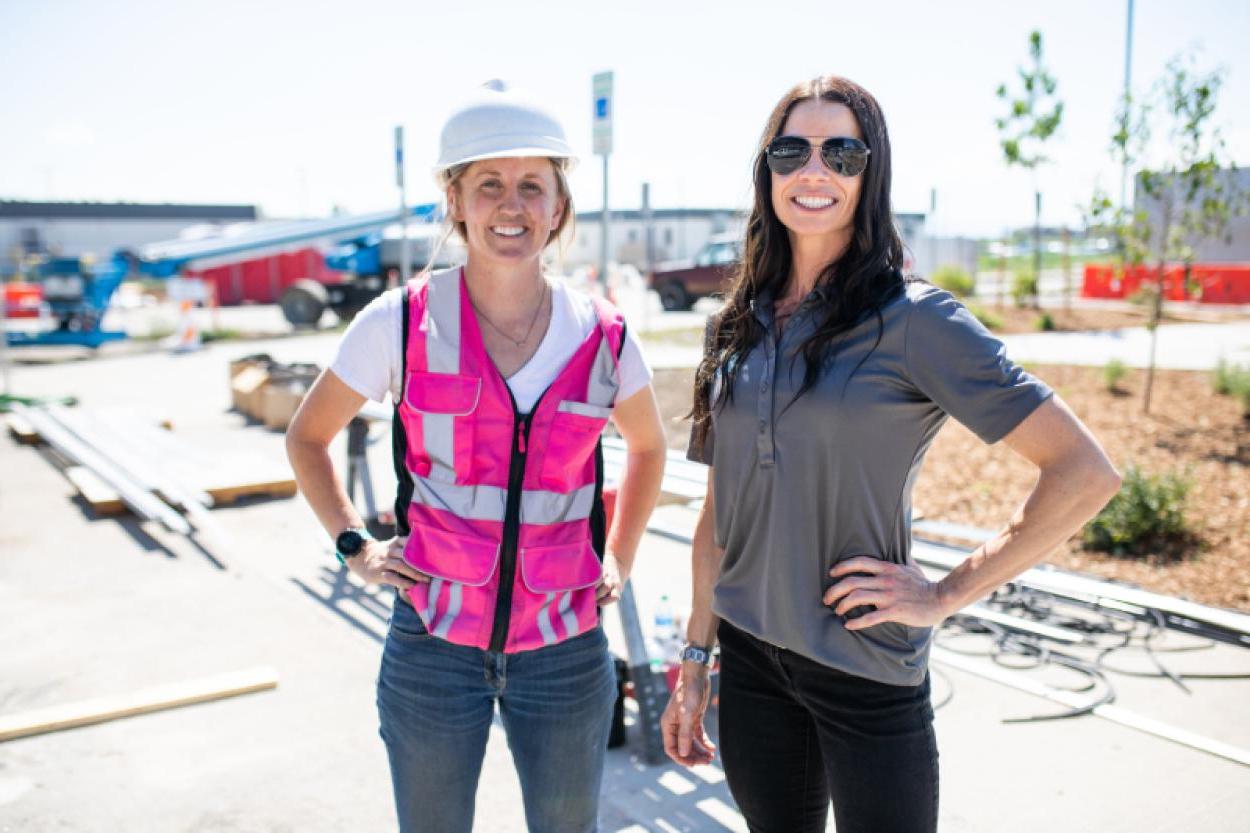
[1082,263,1250,304]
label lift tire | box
[279,279,329,327]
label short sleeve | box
[904,287,1052,444]
[614,323,654,404]
[328,288,403,403]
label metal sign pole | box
[641,182,653,332]
[601,156,610,293]
[396,125,411,285]
[592,71,614,294]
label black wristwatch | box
[334,527,373,566]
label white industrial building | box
[0,201,258,276]
[570,208,928,271]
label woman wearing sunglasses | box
[286,81,666,833]
[660,76,1120,832]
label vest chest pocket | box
[402,371,481,481]
[538,401,612,492]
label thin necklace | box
[471,279,549,348]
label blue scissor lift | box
[4,204,441,348]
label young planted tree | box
[1087,55,1247,413]
[995,30,1064,310]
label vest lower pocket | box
[402,522,500,586]
[513,538,604,649]
[403,522,501,644]
[519,539,603,593]
[538,402,612,492]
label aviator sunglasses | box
[765,135,871,177]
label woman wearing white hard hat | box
[287,81,666,832]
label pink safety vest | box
[394,267,624,653]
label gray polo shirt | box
[688,280,1052,686]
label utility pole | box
[395,125,411,286]
[1119,0,1136,214]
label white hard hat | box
[433,80,578,182]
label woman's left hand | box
[596,552,628,606]
[823,556,950,630]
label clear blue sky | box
[2,0,1246,237]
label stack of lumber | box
[229,353,320,431]
[6,404,296,540]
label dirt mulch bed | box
[966,302,1248,335]
[652,365,1250,613]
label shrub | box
[1230,371,1250,418]
[1102,359,1127,392]
[933,265,975,297]
[1214,361,1250,416]
[1082,466,1194,558]
[967,304,1002,331]
[1213,359,1234,395]
[1035,312,1055,331]
[1011,269,1039,308]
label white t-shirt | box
[329,278,653,414]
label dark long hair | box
[690,76,906,453]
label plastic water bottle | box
[652,595,680,668]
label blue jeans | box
[377,597,617,833]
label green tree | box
[995,30,1064,310]
[1087,54,1248,413]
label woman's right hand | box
[661,666,717,767]
[348,536,430,592]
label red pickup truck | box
[648,235,740,311]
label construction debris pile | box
[6,402,297,565]
[229,353,320,431]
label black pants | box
[717,621,939,833]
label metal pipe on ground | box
[12,404,190,535]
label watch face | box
[336,530,366,557]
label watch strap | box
[680,643,715,666]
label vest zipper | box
[488,388,547,654]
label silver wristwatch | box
[680,643,715,666]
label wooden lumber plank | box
[92,410,296,506]
[0,667,279,743]
[6,413,41,444]
[63,466,126,515]
[13,404,191,535]
[205,477,298,505]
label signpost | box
[593,71,613,292]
